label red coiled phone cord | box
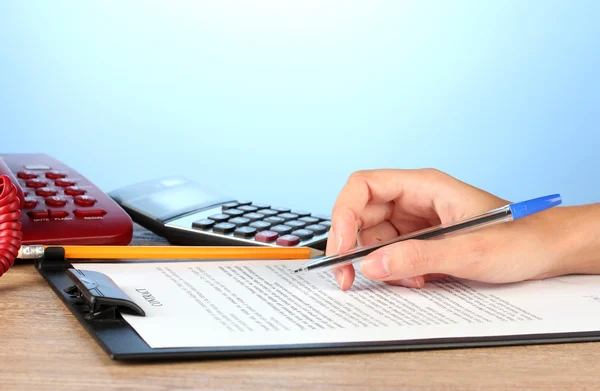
[0,175,22,277]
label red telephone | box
[0,153,133,277]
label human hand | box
[325,169,577,290]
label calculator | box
[109,176,331,250]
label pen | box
[17,245,323,261]
[293,193,562,274]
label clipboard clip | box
[64,269,146,320]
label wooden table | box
[2,227,599,390]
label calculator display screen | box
[116,179,232,222]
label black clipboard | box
[36,254,600,362]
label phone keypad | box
[181,201,331,247]
[17,171,109,220]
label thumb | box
[358,236,479,282]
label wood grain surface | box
[2,225,599,390]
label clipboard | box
[35,254,600,361]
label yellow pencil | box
[17,245,322,261]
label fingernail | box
[396,277,423,288]
[336,232,344,253]
[360,253,391,279]
[332,267,344,288]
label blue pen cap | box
[509,194,562,220]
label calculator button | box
[45,196,68,207]
[286,220,307,230]
[55,178,76,187]
[272,206,291,213]
[221,202,239,210]
[270,225,293,235]
[23,197,38,209]
[213,222,236,234]
[208,213,231,223]
[238,205,258,212]
[313,214,331,221]
[27,210,49,219]
[251,203,270,210]
[276,234,301,246]
[228,217,251,227]
[291,210,311,217]
[64,186,86,196]
[255,230,279,243]
[234,226,257,238]
[24,164,51,170]
[74,209,107,217]
[17,171,38,179]
[45,170,67,179]
[291,229,314,240]
[299,216,319,225]
[48,209,69,218]
[243,212,264,222]
[265,216,285,225]
[192,219,215,229]
[256,209,278,217]
[306,224,328,235]
[35,187,57,197]
[223,208,245,217]
[278,213,298,222]
[25,179,47,188]
[236,200,252,206]
[249,221,271,230]
[319,220,332,228]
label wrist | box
[548,204,600,275]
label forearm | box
[553,203,600,275]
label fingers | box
[328,169,443,255]
[359,234,483,282]
[357,221,398,247]
[331,265,355,291]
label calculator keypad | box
[171,201,331,248]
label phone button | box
[74,209,107,217]
[25,179,48,188]
[74,195,96,207]
[23,197,38,209]
[27,210,49,219]
[64,186,86,196]
[17,171,38,179]
[49,209,69,218]
[46,196,68,207]
[24,164,51,170]
[45,170,67,179]
[55,178,76,187]
[36,187,58,197]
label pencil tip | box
[293,268,307,274]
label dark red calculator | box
[0,153,133,245]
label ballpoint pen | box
[293,193,562,274]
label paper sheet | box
[74,260,600,348]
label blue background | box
[1,1,598,215]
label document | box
[75,260,600,349]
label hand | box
[325,168,585,290]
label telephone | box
[0,153,134,276]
